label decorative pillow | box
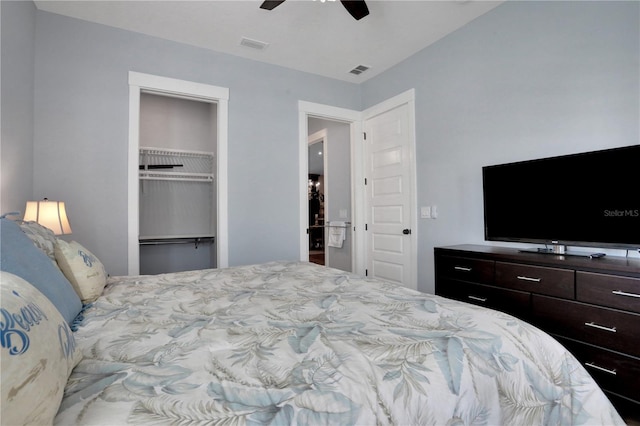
[0,271,82,425]
[0,218,82,325]
[55,240,107,303]
[19,220,58,262]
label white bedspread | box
[56,261,623,425]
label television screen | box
[482,145,640,250]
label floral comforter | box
[55,261,623,425]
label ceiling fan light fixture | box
[260,0,368,20]
[259,1,286,11]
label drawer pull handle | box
[584,322,617,333]
[612,290,640,299]
[454,266,472,272]
[468,295,487,302]
[585,362,617,376]
[517,275,541,283]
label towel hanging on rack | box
[327,221,346,248]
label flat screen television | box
[482,145,640,254]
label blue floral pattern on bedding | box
[55,261,623,425]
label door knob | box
[402,229,411,235]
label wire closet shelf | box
[139,147,214,182]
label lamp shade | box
[23,199,72,235]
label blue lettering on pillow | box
[58,323,77,359]
[78,250,94,267]
[0,291,49,356]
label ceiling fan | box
[260,0,369,21]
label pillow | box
[19,220,58,262]
[0,218,82,325]
[55,240,107,303]
[0,271,82,425]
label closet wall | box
[138,93,217,274]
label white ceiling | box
[34,0,503,82]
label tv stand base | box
[519,247,606,258]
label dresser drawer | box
[577,272,640,314]
[436,279,530,320]
[496,262,574,298]
[532,295,640,357]
[437,256,494,285]
[558,337,640,403]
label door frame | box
[298,101,364,275]
[362,89,417,288]
[307,129,328,266]
[127,72,229,275]
[298,90,416,283]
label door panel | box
[372,205,403,223]
[372,233,404,252]
[373,259,404,283]
[372,176,403,196]
[365,103,414,288]
[372,147,402,168]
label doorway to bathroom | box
[307,117,352,270]
[307,129,326,266]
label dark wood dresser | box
[434,244,640,421]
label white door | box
[364,102,416,289]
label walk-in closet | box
[138,93,217,274]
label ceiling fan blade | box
[260,0,286,11]
[340,0,369,20]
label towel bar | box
[321,221,351,228]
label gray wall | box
[29,10,360,275]
[362,0,639,293]
[2,1,637,293]
[139,93,217,153]
[1,0,36,215]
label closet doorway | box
[128,72,229,275]
[138,94,217,275]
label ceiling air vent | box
[349,64,370,75]
[240,37,269,50]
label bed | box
[0,218,625,425]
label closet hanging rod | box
[139,176,213,183]
[140,234,215,241]
[139,236,215,248]
[139,171,212,178]
[139,170,213,180]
